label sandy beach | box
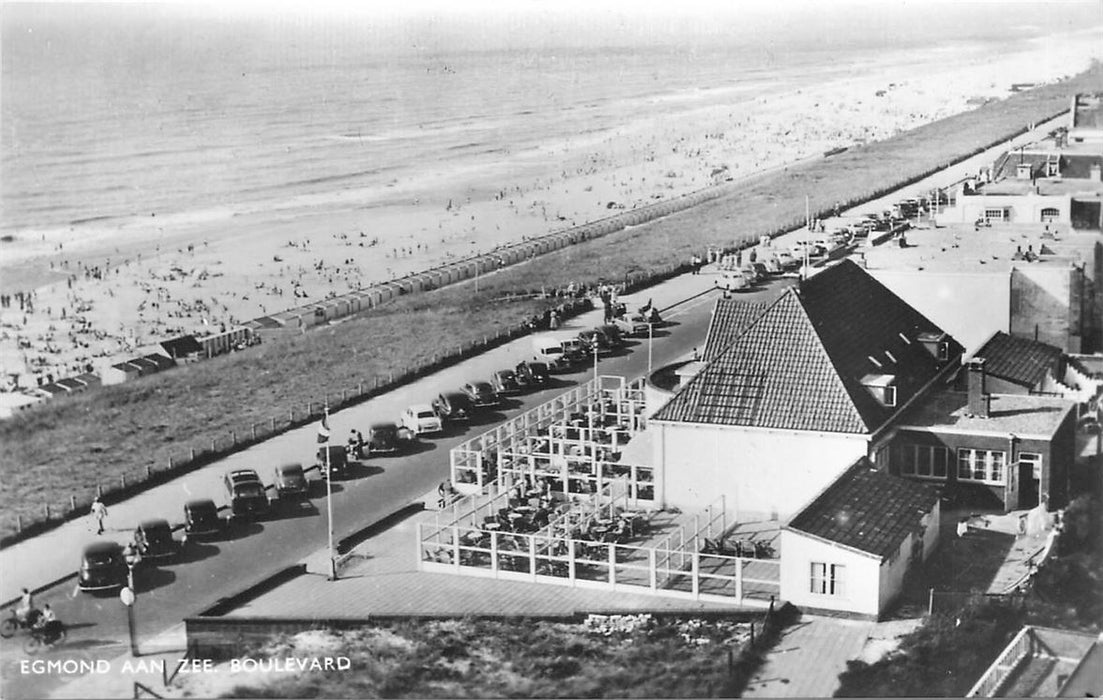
[1,31,1099,392]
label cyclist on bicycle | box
[16,588,39,627]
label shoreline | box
[1,35,1100,390]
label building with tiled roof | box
[970,331,1063,393]
[780,458,941,617]
[701,299,766,361]
[650,260,964,520]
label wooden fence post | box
[44,504,50,519]
[70,495,77,512]
[16,515,21,532]
[210,439,216,452]
[97,483,103,497]
[231,430,236,446]
[252,424,257,440]
[270,417,276,431]
[146,465,152,478]
[121,475,127,489]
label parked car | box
[366,421,414,455]
[183,499,225,540]
[78,541,128,592]
[597,324,626,347]
[433,391,473,422]
[718,268,752,291]
[273,462,309,499]
[134,518,180,560]
[401,404,444,436]
[532,334,570,371]
[742,262,769,282]
[612,315,650,337]
[223,469,269,519]
[515,361,550,388]
[316,445,348,479]
[490,369,522,396]
[578,329,614,357]
[462,381,499,408]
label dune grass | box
[1,65,1099,543]
[217,616,760,698]
[0,291,554,539]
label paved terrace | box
[227,511,744,618]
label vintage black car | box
[317,445,348,479]
[78,541,128,592]
[134,518,179,560]
[462,381,499,409]
[273,462,309,499]
[515,361,550,387]
[433,391,473,422]
[366,422,414,455]
[183,499,225,539]
[490,369,522,396]
[597,324,625,347]
[223,469,269,519]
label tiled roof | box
[653,260,962,433]
[974,331,1061,388]
[787,459,940,559]
[161,335,203,357]
[702,299,767,361]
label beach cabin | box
[0,392,42,419]
[161,335,204,361]
[101,361,143,385]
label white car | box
[401,404,443,436]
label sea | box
[2,2,1101,245]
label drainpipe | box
[1007,433,1018,511]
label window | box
[899,444,948,479]
[1019,452,1043,479]
[957,448,1006,484]
[810,562,846,597]
[984,208,1006,222]
[1040,207,1059,223]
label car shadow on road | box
[344,463,384,480]
[265,501,321,521]
[225,520,264,540]
[174,541,220,565]
[134,567,176,594]
[393,439,437,457]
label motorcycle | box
[23,621,66,654]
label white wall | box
[653,422,867,521]
[938,193,1072,225]
[779,530,881,617]
[870,270,1009,355]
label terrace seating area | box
[420,473,780,606]
[451,376,653,502]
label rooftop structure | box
[972,331,1063,391]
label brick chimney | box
[967,358,989,418]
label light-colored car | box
[717,268,752,291]
[401,404,443,436]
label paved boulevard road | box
[0,271,795,698]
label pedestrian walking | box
[90,497,107,534]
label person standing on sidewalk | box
[90,497,107,534]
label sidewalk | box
[743,615,874,697]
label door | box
[1018,452,1042,509]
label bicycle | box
[23,622,67,655]
[0,608,41,638]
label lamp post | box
[324,407,337,581]
[647,322,653,377]
[120,545,140,657]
